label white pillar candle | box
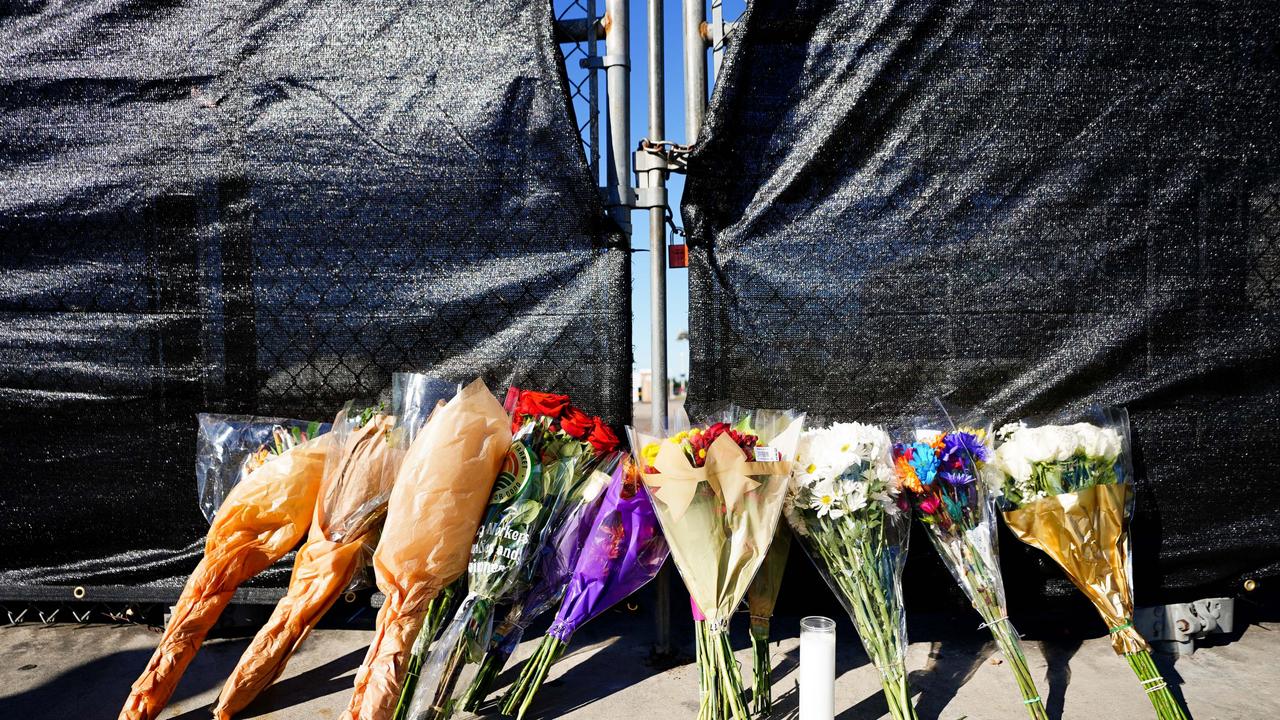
[800,615,836,720]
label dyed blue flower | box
[940,471,976,486]
[941,431,990,466]
[907,442,939,486]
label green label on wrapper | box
[491,441,535,505]
[468,436,546,596]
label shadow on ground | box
[0,632,250,720]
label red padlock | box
[668,243,688,269]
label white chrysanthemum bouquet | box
[993,407,1188,720]
[785,423,917,720]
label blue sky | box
[607,0,746,379]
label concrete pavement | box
[2,610,1275,719]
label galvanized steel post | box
[647,0,673,657]
[682,0,707,141]
[604,0,633,232]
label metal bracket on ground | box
[1134,597,1235,656]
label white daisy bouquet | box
[784,423,917,720]
[992,407,1188,720]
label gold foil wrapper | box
[1003,483,1149,655]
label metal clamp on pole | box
[581,54,631,70]
[707,0,726,75]
[633,140,692,210]
[635,139,692,174]
[553,17,605,44]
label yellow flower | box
[641,443,660,466]
[806,463,817,474]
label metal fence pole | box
[646,0,673,658]
[709,0,724,77]
[682,0,707,141]
[604,0,632,231]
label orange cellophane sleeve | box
[341,379,510,720]
[213,414,397,719]
[119,435,328,720]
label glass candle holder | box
[800,615,836,720]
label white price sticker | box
[753,446,781,462]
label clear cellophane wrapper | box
[790,481,912,682]
[195,413,327,523]
[785,419,916,720]
[905,406,1046,719]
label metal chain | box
[639,138,694,167]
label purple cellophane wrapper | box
[544,471,669,643]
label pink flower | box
[918,495,941,515]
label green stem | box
[399,596,493,720]
[811,516,918,720]
[749,624,771,716]
[511,638,564,720]
[942,534,1047,720]
[712,627,751,720]
[501,635,553,716]
[460,644,510,712]
[393,635,429,720]
[695,619,722,720]
[1125,649,1189,720]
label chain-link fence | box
[684,0,1280,612]
[0,0,628,602]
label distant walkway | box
[632,395,686,432]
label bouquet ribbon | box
[648,433,791,522]
[1002,483,1148,655]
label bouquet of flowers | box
[215,377,455,719]
[121,416,329,720]
[497,455,669,720]
[459,459,614,713]
[892,415,1047,719]
[340,378,511,720]
[745,522,790,716]
[457,393,622,711]
[784,422,916,720]
[631,409,803,720]
[396,390,617,720]
[992,407,1188,720]
[214,405,395,719]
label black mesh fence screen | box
[683,0,1280,611]
[0,0,628,599]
